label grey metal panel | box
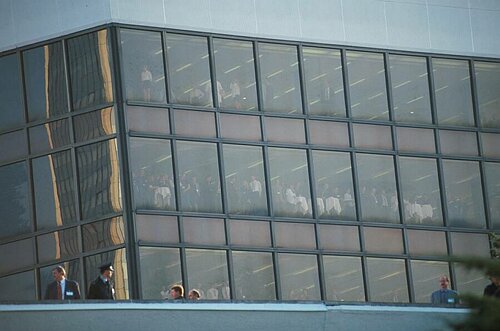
[297,0,344,43]
[428,5,473,53]
[162,0,211,31]
[11,0,61,44]
[209,0,258,35]
[254,0,301,39]
[110,0,165,26]
[385,1,430,50]
[342,0,388,46]
[470,8,500,56]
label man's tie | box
[57,281,62,300]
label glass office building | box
[1,19,499,304]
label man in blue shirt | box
[431,275,458,304]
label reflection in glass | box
[120,29,166,103]
[454,264,488,295]
[485,163,500,229]
[82,217,125,252]
[399,157,442,226]
[356,154,399,223]
[407,230,447,256]
[319,224,360,251]
[275,222,316,249]
[0,162,30,239]
[67,30,113,111]
[346,51,388,120]
[313,150,356,220]
[229,220,271,247]
[353,124,392,150]
[364,227,403,254]
[443,160,485,228]
[126,106,170,134]
[77,139,122,220]
[232,251,275,300]
[186,249,229,300]
[396,127,435,154]
[136,214,179,244]
[450,232,490,258]
[33,151,76,230]
[0,54,24,132]
[389,55,431,124]
[177,141,222,213]
[0,271,35,301]
[259,43,302,114]
[84,248,129,299]
[279,253,320,300]
[0,130,27,164]
[433,58,474,127]
[23,42,68,122]
[139,247,181,299]
[0,239,34,275]
[129,138,175,211]
[39,260,80,299]
[165,34,212,107]
[411,260,449,303]
[183,217,225,245]
[37,228,79,263]
[223,144,267,215]
[29,119,71,155]
[303,47,345,117]
[74,107,116,142]
[366,258,408,302]
[475,61,500,128]
[269,148,312,218]
[439,130,478,156]
[213,39,258,111]
[323,256,365,301]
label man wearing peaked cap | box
[87,262,116,300]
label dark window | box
[126,106,170,134]
[185,249,229,300]
[74,107,115,142]
[37,228,79,263]
[0,239,34,275]
[82,217,125,252]
[29,119,71,155]
[183,217,225,245]
[0,271,35,301]
[323,256,365,301]
[174,109,216,138]
[232,251,276,300]
[136,214,179,244]
[366,258,408,302]
[278,253,320,300]
[0,130,27,164]
[0,54,24,133]
[475,61,500,129]
[139,247,181,299]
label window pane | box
[0,271,35,301]
[269,148,312,218]
[29,119,71,155]
[213,39,258,111]
[229,219,271,247]
[77,139,122,220]
[475,61,500,128]
[136,214,179,244]
[364,227,403,254]
[126,106,170,134]
[309,120,349,147]
[177,141,222,213]
[323,256,365,301]
[82,216,125,252]
[0,130,27,164]
[0,54,23,132]
[399,157,442,226]
[39,260,80,300]
[67,30,113,111]
[366,258,408,302]
[450,232,490,257]
[346,51,388,120]
[186,249,229,300]
[454,264,489,295]
[166,34,212,107]
[407,230,447,256]
[433,58,474,127]
[74,107,116,143]
[23,42,68,122]
[130,138,176,211]
[265,117,305,144]
[120,29,166,103]
[396,127,435,154]
[279,253,320,300]
[275,222,316,249]
[481,133,500,158]
[411,261,449,303]
[84,248,129,299]
[319,224,360,251]
[439,130,478,156]
[220,113,261,141]
[443,160,485,228]
[33,151,76,230]
[390,55,431,124]
[353,124,392,150]
[303,47,345,117]
[232,251,275,300]
[183,217,225,245]
[0,239,34,275]
[37,227,79,263]
[0,162,30,239]
[174,109,216,138]
[313,150,356,220]
[485,162,500,229]
[259,43,302,114]
[356,154,399,223]
[223,144,267,215]
[139,247,181,299]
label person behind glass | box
[141,65,153,102]
[88,263,115,300]
[431,275,458,304]
[484,275,500,298]
[188,289,201,300]
[169,284,185,300]
[44,265,81,300]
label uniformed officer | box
[87,263,116,300]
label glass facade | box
[0,25,498,304]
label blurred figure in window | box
[484,275,500,298]
[141,65,153,102]
[229,79,241,109]
[431,275,458,304]
[188,289,201,300]
[169,284,185,300]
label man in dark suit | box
[87,263,116,300]
[44,265,81,300]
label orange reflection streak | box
[98,30,113,103]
